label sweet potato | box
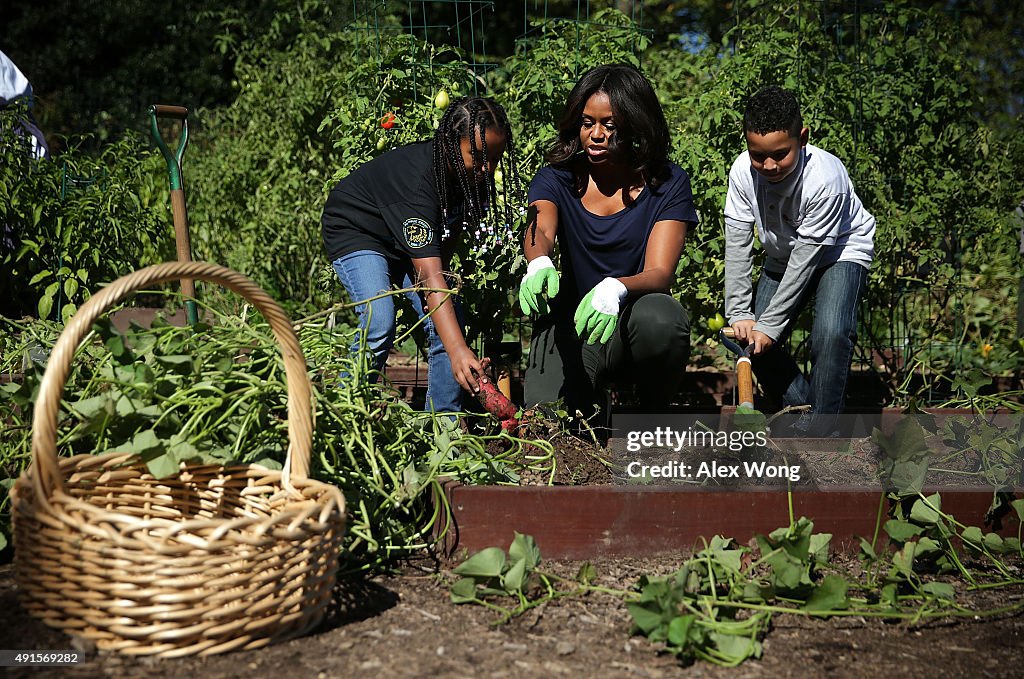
[476,379,518,421]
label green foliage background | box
[1,0,1023,570]
[1,0,1022,385]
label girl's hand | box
[449,345,485,394]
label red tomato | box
[380,113,396,129]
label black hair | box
[743,86,803,138]
[545,64,671,187]
[432,96,524,239]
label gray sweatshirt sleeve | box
[752,241,826,340]
[724,218,756,323]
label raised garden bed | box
[438,483,1019,560]
[438,406,1024,560]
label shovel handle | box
[721,327,755,408]
[736,357,754,409]
[151,105,189,120]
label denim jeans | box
[332,250,464,413]
[752,261,867,424]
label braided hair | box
[432,96,524,241]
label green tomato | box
[434,89,450,109]
[376,138,386,151]
[706,313,726,332]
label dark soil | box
[2,553,1022,679]
[5,416,1022,677]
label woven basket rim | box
[27,261,321,510]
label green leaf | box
[873,418,931,496]
[880,583,899,608]
[136,433,176,479]
[915,537,941,557]
[502,558,527,594]
[452,547,506,578]
[802,575,849,612]
[910,494,941,525]
[576,562,596,585]
[155,354,194,375]
[884,520,924,542]
[960,526,984,548]
[983,532,1006,553]
[28,269,52,286]
[710,632,760,662]
[859,537,878,561]
[450,577,479,603]
[921,582,955,600]
[627,600,671,637]
[67,394,114,420]
[666,614,696,647]
[892,542,916,577]
[1010,499,1024,523]
[508,532,541,570]
[809,533,832,564]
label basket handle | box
[30,261,314,503]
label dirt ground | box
[3,427,1022,678]
[2,554,1023,679]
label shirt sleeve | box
[654,170,699,226]
[724,220,755,323]
[723,158,757,323]
[752,241,826,339]
[723,156,756,224]
[527,167,565,206]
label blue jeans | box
[332,250,464,413]
[752,261,867,421]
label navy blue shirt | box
[527,161,698,306]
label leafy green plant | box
[450,531,619,624]
[0,105,171,322]
[0,299,550,569]
[452,491,1024,669]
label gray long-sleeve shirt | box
[723,144,874,340]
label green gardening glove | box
[518,256,560,316]
[574,277,628,345]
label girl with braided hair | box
[322,96,523,412]
[519,64,698,435]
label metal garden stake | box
[149,104,199,326]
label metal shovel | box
[149,104,198,326]
[720,327,755,409]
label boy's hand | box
[730,320,774,355]
[749,330,774,355]
[731,319,756,344]
[574,277,628,344]
[518,256,560,315]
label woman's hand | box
[519,255,560,315]
[574,277,627,344]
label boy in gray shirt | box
[724,86,874,433]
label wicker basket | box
[11,261,346,657]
